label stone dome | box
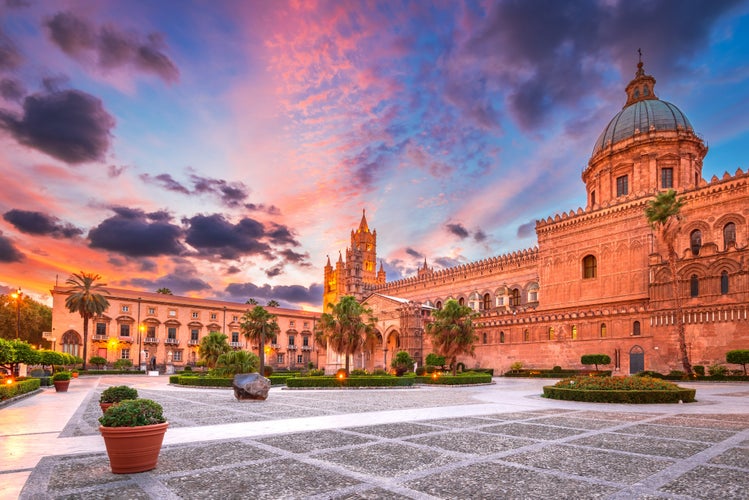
[591,98,693,156]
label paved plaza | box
[1,376,748,499]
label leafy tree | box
[245,298,258,305]
[646,189,692,375]
[426,299,477,376]
[64,272,110,371]
[0,293,51,344]
[266,299,280,307]
[89,355,107,369]
[0,338,16,374]
[425,353,446,369]
[39,350,65,372]
[726,350,749,375]
[580,353,611,372]
[156,288,173,295]
[198,331,231,368]
[240,306,280,377]
[212,350,260,377]
[391,350,415,376]
[316,295,377,375]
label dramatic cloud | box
[0,78,25,101]
[45,11,179,83]
[225,282,323,308]
[0,89,114,164]
[517,220,536,239]
[246,203,281,215]
[89,207,184,257]
[140,172,252,208]
[405,247,423,258]
[279,248,309,266]
[107,164,126,178]
[124,273,211,296]
[0,29,22,71]
[474,229,487,242]
[0,231,24,262]
[3,209,83,238]
[445,222,470,239]
[183,214,271,259]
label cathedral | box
[323,60,749,375]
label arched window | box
[633,321,641,336]
[571,325,577,340]
[690,230,702,256]
[510,288,521,307]
[582,255,597,279]
[435,301,442,310]
[499,331,505,344]
[600,323,607,338]
[483,293,491,311]
[458,297,465,306]
[482,332,487,344]
[721,271,729,295]
[723,223,736,249]
[548,327,554,340]
[690,274,699,297]
[61,330,81,357]
[523,329,529,342]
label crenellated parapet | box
[374,247,539,291]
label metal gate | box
[629,345,645,374]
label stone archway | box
[61,330,82,357]
[629,345,645,374]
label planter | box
[72,372,79,379]
[99,422,168,473]
[100,402,115,413]
[53,380,70,392]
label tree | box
[266,299,280,308]
[212,350,260,377]
[0,293,51,344]
[198,331,231,369]
[0,338,15,374]
[391,350,415,376]
[425,353,446,369]
[426,299,477,376]
[726,350,749,375]
[240,306,280,376]
[156,288,173,295]
[646,189,693,376]
[317,295,377,375]
[64,272,110,371]
[581,353,611,372]
[245,298,258,305]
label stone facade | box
[51,287,322,372]
[326,62,749,375]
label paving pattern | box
[9,377,749,499]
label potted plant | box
[71,369,79,379]
[99,399,168,473]
[52,371,71,392]
[99,385,138,413]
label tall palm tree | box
[156,287,173,295]
[426,299,477,375]
[64,272,109,371]
[240,306,280,376]
[646,189,693,375]
[317,295,377,375]
[245,298,258,305]
[198,331,231,368]
[266,299,280,307]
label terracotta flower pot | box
[100,402,115,413]
[72,372,79,378]
[99,422,168,474]
[53,380,70,392]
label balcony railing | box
[118,336,133,343]
[187,339,200,346]
[301,346,312,351]
[287,345,297,350]
[143,337,159,344]
[164,338,180,345]
[230,342,243,348]
[92,334,107,342]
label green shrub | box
[552,366,562,372]
[183,366,192,372]
[350,368,368,376]
[416,372,492,385]
[81,370,144,375]
[89,356,107,368]
[693,365,705,376]
[211,350,259,377]
[708,364,727,377]
[100,385,138,403]
[372,368,389,376]
[415,366,426,376]
[268,374,296,386]
[635,370,664,379]
[99,399,166,427]
[307,369,325,376]
[113,359,133,370]
[425,365,436,374]
[391,351,415,376]
[169,374,180,384]
[425,353,446,367]
[286,375,415,388]
[510,361,523,372]
[456,362,466,372]
[0,378,41,401]
[580,354,611,371]
[726,349,749,375]
[52,371,71,381]
[543,376,695,403]
[171,375,233,387]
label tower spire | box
[358,208,369,233]
[624,49,656,107]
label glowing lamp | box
[107,337,119,350]
[5,378,13,385]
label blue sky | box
[1,0,748,309]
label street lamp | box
[10,288,22,339]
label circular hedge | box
[543,376,696,404]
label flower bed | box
[543,376,696,403]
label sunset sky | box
[1,0,748,310]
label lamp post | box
[10,288,22,339]
[137,298,142,369]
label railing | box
[118,336,133,343]
[164,338,180,345]
[287,345,297,350]
[143,337,159,344]
[187,339,200,346]
[92,334,107,342]
[301,346,312,351]
[230,342,243,348]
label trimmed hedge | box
[505,369,611,378]
[0,378,41,401]
[79,370,145,375]
[170,375,234,387]
[415,373,493,385]
[286,376,415,388]
[543,386,696,403]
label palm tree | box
[266,299,280,307]
[198,331,231,368]
[64,272,109,371]
[245,298,258,305]
[317,295,377,375]
[426,299,477,375]
[212,350,260,376]
[646,189,693,375]
[156,288,173,295]
[240,306,280,376]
